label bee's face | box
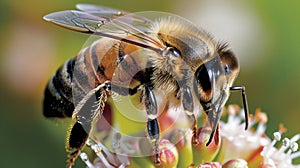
[194,50,239,110]
[153,18,240,108]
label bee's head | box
[193,44,239,110]
[192,44,239,139]
[153,17,239,109]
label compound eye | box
[195,64,211,92]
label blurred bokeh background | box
[0,0,299,167]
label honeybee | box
[43,4,249,167]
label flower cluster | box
[78,105,299,168]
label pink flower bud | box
[168,129,193,167]
[197,161,222,168]
[192,126,221,165]
[223,158,248,168]
[155,139,179,168]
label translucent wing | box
[76,4,155,38]
[43,10,107,32]
[76,4,153,30]
[76,4,129,16]
[43,8,164,53]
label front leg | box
[143,86,161,164]
[66,81,111,168]
[181,85,199,144]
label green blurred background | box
[0,0,299,167]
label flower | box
[222,159,248,168]
[77,105,299,168]
[217,106,271,166]
[155,139,179,168]
[197,161,222,168]
[260,131,300,168]
[192,126,221,165]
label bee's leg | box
[66,121,91,168]
[66,81,111,168]
[181,86,198,144]
[110,83,139,95]
[144,86,161,164]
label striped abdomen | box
[43,37,147,118]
